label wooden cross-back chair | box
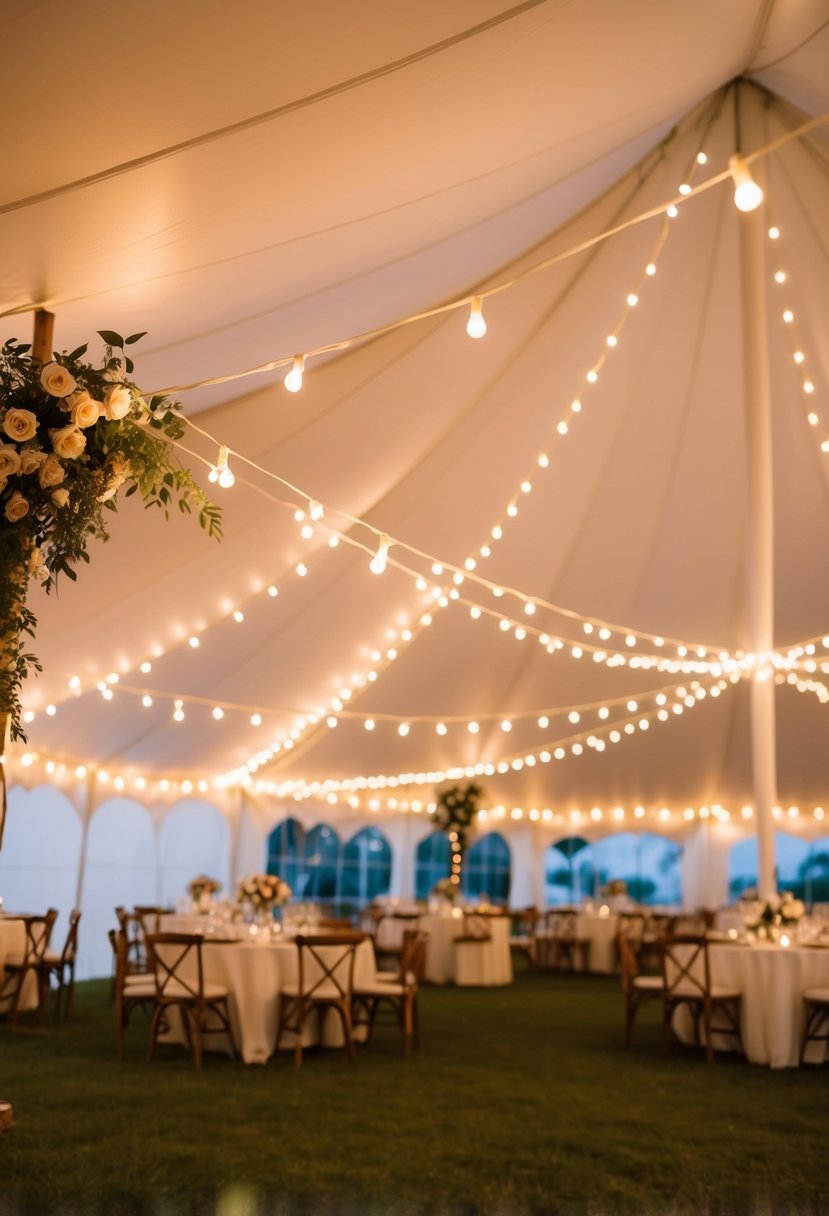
[40,908,81,1019]
[353,928,429,1053]
[112,928,156,1061]
[115,906,149,974]
[373,912,419,971]
[617,931,664,1048]
[660,934,742,1064]
[542,909,591,973]
[276,932,364,1067]
[144,932,235,1068]
[1,910,57,1025]
[509,907,540,972]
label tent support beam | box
[738,202,777,900]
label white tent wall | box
[3,778,826,979]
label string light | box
[208,445,235,489]
[466,296,487,339]
[729,154,764,212]
[284,355,305,393]
[369,534,392,575]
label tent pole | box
[738,200,778,901]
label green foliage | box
[0,333,221,739]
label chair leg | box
[623,996,634,1050]
[146,1004,165,1063]
[412,994,420,1051]
[331,1001,356,1062]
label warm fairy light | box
[729,155,763,212]
[188,635,200,648]
[212,707,224,720]
[233,610,244,623]
[398,723,410,737]
[250,714,262,726]
[768,226,779,239]
[142,695,153,708]
[626,293,638,307]
[782,309,794,323]
[466,296,487,339]
[173,700,185,722]
[284,355,305,393]
[369,534,392,575]
[46,704,56,716]
[308,500,324,521]
[666,205,678,218]
[209,445,235,489]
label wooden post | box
[32,309,54,365]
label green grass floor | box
[0,970,827,1216]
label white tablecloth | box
[574,911,619,974]
[417,913,513,986]
[157,933,376,1064]
[674,942,829,1068]
[0,918,38,1012]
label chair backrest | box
[618,911,646,942]
[545,909,578,940]
[646,913,677,938]
[510,907,539,936]
[115,906,146,959]
[318,916,354,931]
[145,933,207,1002]
[400,929,429,986]
[59,909,81,964]
[19,910,58,967]
[661,934,711,1000]
[616,931,640,994]
[294,933,364,1001]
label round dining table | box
[156,918,377,1064]
[0,916,39,1013]
[674,940,829,1068]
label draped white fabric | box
[2,4,829,899]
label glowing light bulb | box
[398,722,410,737]
[678,183,691,196]
[774,270,786,284]
[646,263,656,276]
[697,151,707,165]
[627,293,638,307]
[268,585,278,597]
[284,355,305,393]
[365,719,375,731]
[308,500,324,521]
[212,706,224,720]
[500,720,512,732]
[782,309,794,323]
[468,721,479,734]
[140,661,152,673]
[729,155,763,212]
[370,534,391,575]
[250,714,262,726]
[666,205,678,218]
[233,610,244,623]
[436,722,447,735]
[46,704,56,716]
[142,695,153,708]
[466,296,487,339]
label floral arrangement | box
[601,879,628,897]
[433,781,483,889]
[432,876,459,903]
[237,873,292,910]
[187,875,222,902]
[744,891,805,937]
[0,330,221,747]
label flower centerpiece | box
[744,891,806,941]
[237,873,292,928]
[432,876,459,904]
[0,330,221,781]
[187,875,222,911]
[433,781,483,891]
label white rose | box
[28,546,44,573]
[51,488,70,509]
[50,425,86,460]
[68,391,101,429]
[103,384,132,420]
[40,362,77,397]
[3,408,38,442]
[38,454,65,488]
[0,444,22,478]
[4,490,30,523]
[19,448,48,475]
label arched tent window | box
[415,833,451,899]
[463,832,510,903]
[266,818,304,892]
[544,837,594,905]
[158,801,230,907]
[729,833,829,903]
[301,824,341,902]
[80,798,156,980]
[341,827,392,910]
[593,832,682,905]
[0,785,82,960]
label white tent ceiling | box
[3,0,829,816]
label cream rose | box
[103,384,132,420]
[38,454,65,488]
[28,546,44,573]
[4,490,29,523]
[3,408,38,442]
[0,443,22,478]
[40,362,77,398]
[51,488,70,509]
[50,424,86,460]
[68,391,101,429]
[19,448,48,475]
